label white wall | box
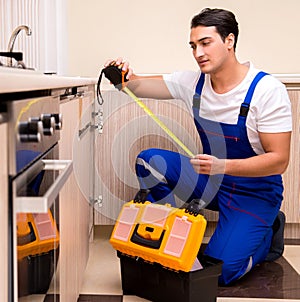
[66,0,300,77]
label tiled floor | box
[19,225,300,302]
[78,225,300,302]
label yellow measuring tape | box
[122,86,195,158]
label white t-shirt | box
[163,62,292,154]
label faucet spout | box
[7,25,32,66]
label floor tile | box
[218,256,300,299]
[283,245,300,274]
[43,295,60,302]
[78,295,122,302]
[80,226,122,295]
[217,299,300,302]
[122,296,149,302]
[18,295,45,302]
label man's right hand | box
[103,57,172,100]
[104,57,133,81]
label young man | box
[105,8,292,285]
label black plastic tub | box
[118,251,223,302]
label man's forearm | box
[125,74,173,99]
[225,152,289,177]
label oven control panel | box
[7,95,62,175]
[18,113,63,142]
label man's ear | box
[226,33,235,50]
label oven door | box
[11,145,72,301]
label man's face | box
[189,26,232,74]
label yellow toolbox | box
[110,197,207,272]
[17,210,59,259]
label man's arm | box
[105,57,173,99]
[190,131,291,177]
[126,74,173,99]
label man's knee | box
[137,148,159,160]
[218,257,253,285]
[137,149,150,160]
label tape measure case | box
[110,200,207,272]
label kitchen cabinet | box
[0,122,8,302]
[0,69,96,302]
[59,85,95,301]
[94,80,300,239]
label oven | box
[7,94,71,302]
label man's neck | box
[210,59,249,94]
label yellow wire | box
[123,86,195,158]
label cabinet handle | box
[78,122,91,138]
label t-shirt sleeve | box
[163,71,199,102]
[255,80,292,133]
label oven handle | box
[15,159,73,213]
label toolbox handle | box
[130,224,165,249]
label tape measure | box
[98,64,195,157]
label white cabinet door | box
[59,86,94,301]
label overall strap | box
[238,71,268,125]
[193,73,205,109]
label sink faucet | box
[7,25,32,67]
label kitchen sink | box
[0,65,41,75]
[0,52,36,71]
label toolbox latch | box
[133,189,151,203]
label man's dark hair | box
[191,8,239,50]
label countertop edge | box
[0,72,97,94]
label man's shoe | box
[265,211,286,262]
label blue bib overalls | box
[135,72,284,285]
